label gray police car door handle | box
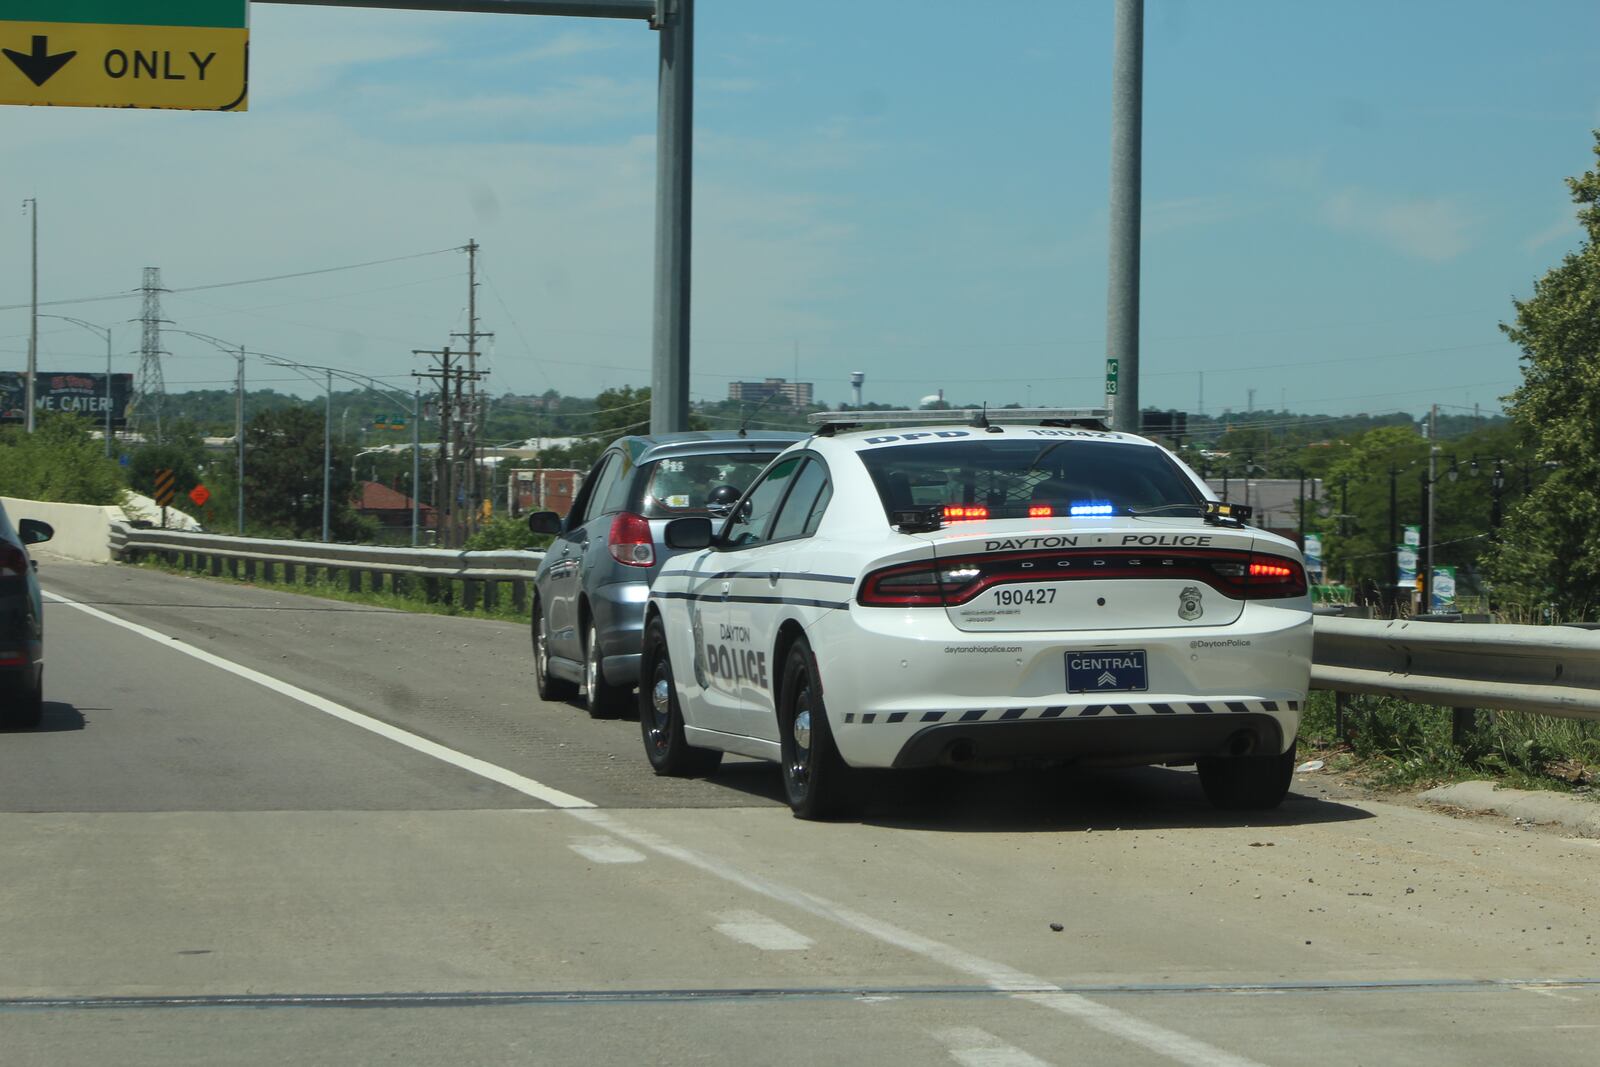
[721,581,731,601]
[768,571,779,585]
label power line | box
[0,246,461,314]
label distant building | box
[728,378,814,407]
[356,481,436,530]
[514,468,584,518]
[1205,478,1321,546]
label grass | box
[1299,690,1600,795]
[131,555,533,625]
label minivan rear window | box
[641,453,781,517]
[857,438,1201,521]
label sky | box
[2,0,1598,421]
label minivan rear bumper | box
[591,580,650,686]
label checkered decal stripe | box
[842,700,1299,725]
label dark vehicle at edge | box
[0,501,53,729]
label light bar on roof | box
[808,407,1112,426]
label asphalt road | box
[4,559,1598,1066]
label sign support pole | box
[651,0,692,434]
[1105,0,1142,431]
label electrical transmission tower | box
[131,267,169,441]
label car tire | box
[639,617,723,777]
[532,599,577,703]
[778,640,858,820]
[1,671,43,730]
[584,620,631,719]
[1197,742,1296,810]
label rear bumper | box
[590,580,649,686]
[807,601,1310,769]
[884,704,1290,769]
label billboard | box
[0,372,134,427]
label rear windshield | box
[857,438,1202,520]
[641,452,782,517]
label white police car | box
[638,409,1313,819]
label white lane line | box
[568,836,646,864]
[573,810,1268,1067]
[713,910,814,951]
[934,1026,1053,1067]
[50,586,1264,1066]
[43,589,594,810]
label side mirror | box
[526,511,563,536]
[664,516,713,550]
[18,519,53,546]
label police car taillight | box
[0,543,27,579]
[608,512,655,567]
[860,548,1308,606]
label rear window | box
[857,438,1201,520]
[641,452,781,517]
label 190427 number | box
[994,587,1056,606]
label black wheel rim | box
[647,656,672,754]
[786,678,814,801]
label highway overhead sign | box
[1,1,247,111]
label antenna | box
[738,390,781,437]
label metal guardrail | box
[108,523,1600,723]
[1314,616,1600,723]
[110,523,545,610]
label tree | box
[0,413,124,505]
[1484,130,1600,613]
[241,406,364,540]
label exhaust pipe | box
[1226,730,1257,757]
[946,739,976,765]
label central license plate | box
[1065,649,1148,693]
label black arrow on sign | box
[4,35,77,88]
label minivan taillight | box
[608,512,655,567]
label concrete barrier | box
[1,496,125,563]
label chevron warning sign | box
[153,467,176,507]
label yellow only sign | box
[1,21,247,111]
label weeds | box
[1300,690,1600,794]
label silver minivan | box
[528,431,805,717]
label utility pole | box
[1388,464,1399,614]
[451,239,493,535]
[1105,0,1142,431]
[1425,403,1438,611]
[414,346,481,548]
[24,199,37,433]
[236,345,245,534]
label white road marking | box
[713,910,814,951]
[935,1026,1053,1067]
[574,811,1269,1067]
[568,836,646,864]
[52,585,1264,1067]
[43,590,594,810]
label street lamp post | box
[38,315,114,456]
[172,329,247,534]
[262,355,424,547]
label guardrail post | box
[483,579,498,613]
[370,570,384,594]
[209,555,222,577]
[347,568,361,593]
[283,562,296,584]
[464,580,480,612]
[303,564,317,587]
[1451,707,1480,746]
[227,557,239,578]
[243,558,256,581]
[424,576,440,603]
[512,579,527,613]
[1335,692,1348,741]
